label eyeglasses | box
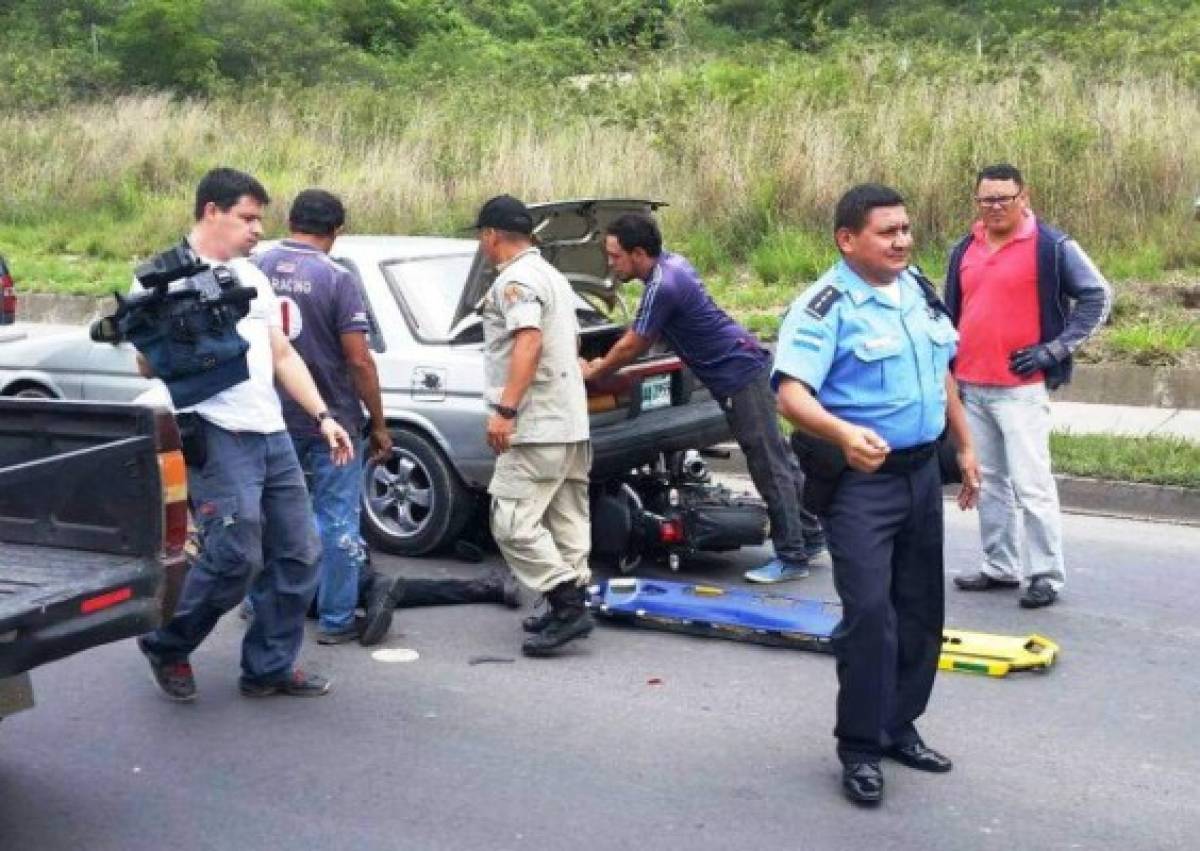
[974,194,1021,208]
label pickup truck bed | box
[0,544,161,677]
[0,400,183,680]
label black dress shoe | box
[885,741,953,773]
[842,762,883,805]
[954,572,1020,591]
[1019,576,1059,609]
[359,574,405,647]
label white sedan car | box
[0,200,741,563]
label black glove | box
[1008,344,1059,376]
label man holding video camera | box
[136,167,354,702]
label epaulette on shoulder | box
[804,285,842,320]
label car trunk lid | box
[450,198,664,329]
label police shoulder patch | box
[804,285,842,319]
[502,282,538,306]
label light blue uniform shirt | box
[772,261,959,451]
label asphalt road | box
[2,508,1198,851]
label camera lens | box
[89,317,121,344]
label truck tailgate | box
[0,399,184,679]
[0,544,161,678]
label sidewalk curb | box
[705,443,1200,527]
[1047,474,1200,526]
[18,293,110,325]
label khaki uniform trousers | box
[488,440,592,594]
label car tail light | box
[154,410,189,557]
[0,259,15,325]
[659,518,685,544]
[586,357,682,397]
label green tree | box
[108,0,219,92]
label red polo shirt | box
[953,212,1042,386]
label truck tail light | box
[154,410,189,557]
[81,586,133,614]
[0,267,15,325]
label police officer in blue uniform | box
[773,184,981,806]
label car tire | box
[361,428,474,557]
[4,383,55,399]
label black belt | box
[875,442,936,476]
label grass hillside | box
[1,2,1197,364]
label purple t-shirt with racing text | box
[252,240,371,438]
[632,251,769,398]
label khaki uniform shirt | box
[481,248,589,445]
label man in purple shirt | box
[253,189,400,645]
[581,213,826,582]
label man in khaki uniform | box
[473,195,594,656]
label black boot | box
[522,604,554,633]
[359,573,405,647]
[522,583,593,657]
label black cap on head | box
[473,194,534,235]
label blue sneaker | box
[744,558,810,584]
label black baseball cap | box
[472,194,534,235]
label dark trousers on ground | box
[719,368,823,566]
[142,424,320,683]
[357,561,509,608]
[825,455,945,764]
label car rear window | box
[382,254,475,341]
[384,254,608,342]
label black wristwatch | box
[491,403,518,420]
[315,410,332,428]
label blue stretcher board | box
[587,577,840,651]
[588,578,1060,676]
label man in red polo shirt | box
[944,164,1110,608]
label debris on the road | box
[468,655,516,665]
[647,677,664,686]
[371,648,420,663]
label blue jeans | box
[141,422,320,683]
[293,434,368,634]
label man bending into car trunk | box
[473,195,594,657]
[581,213,826,584]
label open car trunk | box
[451,198,665,329]
[451,198,689,422]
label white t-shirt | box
[133,379,173,410]
[132,256,285,433]
[878,281,902,305]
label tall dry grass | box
[0,61,1197,271]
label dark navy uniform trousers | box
[825,453,945,765]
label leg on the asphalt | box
[961,385,1023,585]
[241,433,322,686]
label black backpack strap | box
[907,265,953,323]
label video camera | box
[91,243,255,344]
[92,241,259,408]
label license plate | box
[640,375,672,411]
